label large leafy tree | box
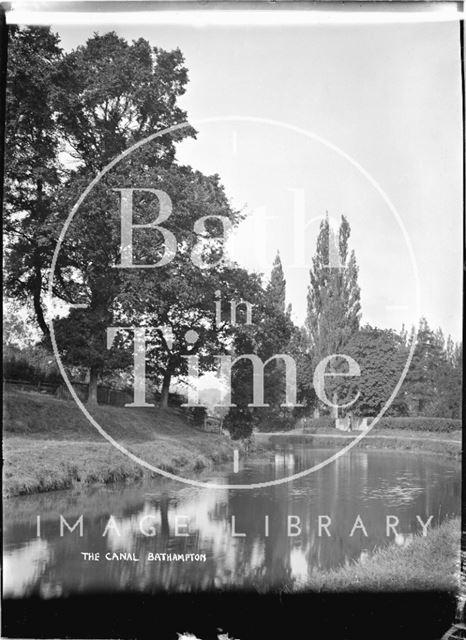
[402,318,443,415]
[24,29,274,411]
[401,321,462,418]
[443,343,462,419]
[44,32,196,403]
[224,255,295,437]
[53,31,191,172]
[4,26,62,336]
[4,29,193,340]
[344,326,408,417]
[99,165,254,408]
[428,330,462,418]
[52,135,260,407]
[340,320,462,420]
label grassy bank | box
[258,429,462,459]
[3,390,235,497]
[295,516,461,592]
[4,391,461,497]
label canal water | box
[3,447,460,596]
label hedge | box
[256,413,296,432]
[374,417,461,433]
[299,416,334,432]
[183,406,207,427]
[299,416,461,433]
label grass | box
[3,390,235,497]
[297,415,461,434]
[4,391,461,598]
[259,428,462,459]
[292,516,461,592]
[4,390,462,496]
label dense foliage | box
[375,417,461,433]
[3,26,462,435]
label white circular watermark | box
[48,116,421,490]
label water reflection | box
[3,448,460,596]
[3,540,50,597]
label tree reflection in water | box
[3,448,460,596]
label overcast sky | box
[54,19,463,341]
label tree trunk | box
[87,368,99,405]
[31,180,50,338]
[331,391,339,419]
[160,497,169,539]
[32,266,49,337]
[160,367,172,409]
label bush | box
[183,406,207,427]
[299,416,335,432]
[3,345,62,385]
[298,416,461,433]
[3,353,36,381]
[374,417,461,433]
[255,408,296,432]
[223,405,255,440]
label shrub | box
[255,408,296,432]
[298,416,461,433]
[3,353,36,381]
[299,416,335,432]
[223,405,255,440]
[3,345,62,385]
[183,406,207,427]
[374,417,461,433]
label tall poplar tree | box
[266,251,286,313]
[223,254,294,436]
[306,214,361,414]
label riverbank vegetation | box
[3,390,235,498]
[258,414,462,459]
[3,26,462,446]
[298,416,461,433]
[4,389,461,499]
[294,516,460,592]
[2,26,462,503]
[261,429,461,460]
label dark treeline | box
[3,26,462,439]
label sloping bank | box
[4,390,235,498]
[256,428,461,460]
[251,421,461,593]
[292,516,460,592]
[4,391,461,497]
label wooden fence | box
[4,378,185,408]
[203,415,223,433]
[5,378,135,407]
[4,378,58,395]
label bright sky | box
[53,19,463,341]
